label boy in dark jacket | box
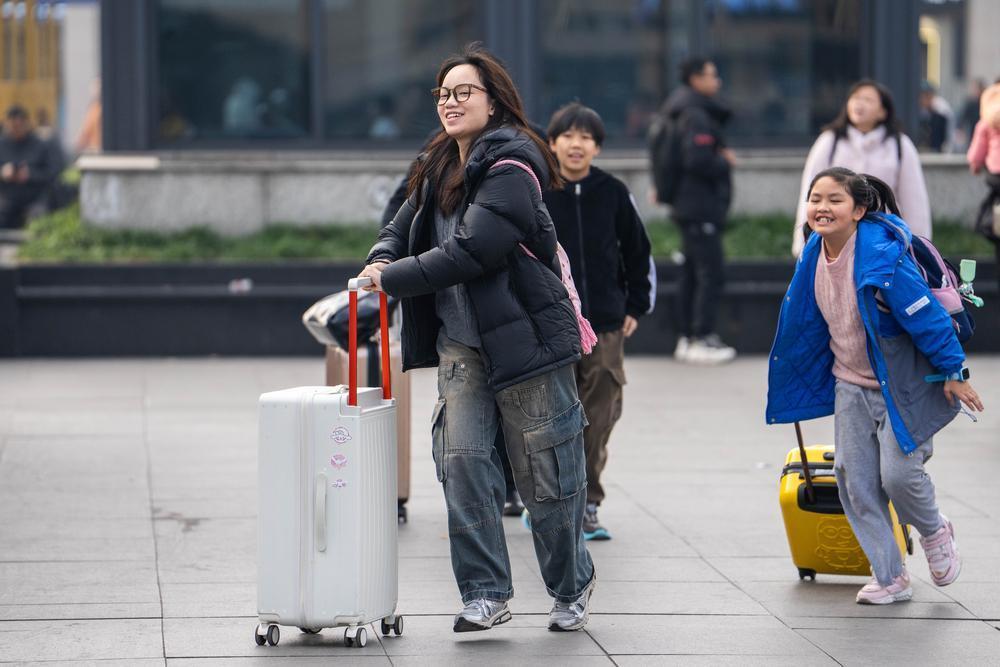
[544,102,655,540]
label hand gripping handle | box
[347,277,392,406]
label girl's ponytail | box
[859,174,900,216]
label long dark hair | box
[823,79,904,145]
[802,167,900,243]
[407,43,561,215]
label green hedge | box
[15,205,995,263]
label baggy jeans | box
[833,381,944,585]
[432,333,595,604]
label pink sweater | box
[794,127,931,256]
[813,233,880,389]
[967,119,1000,175]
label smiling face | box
[436,63,493,146]
[846,85,886,133]
[549,126,600,181]
[806,176,866,253]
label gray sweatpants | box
[833,381,944,585]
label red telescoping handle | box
[346,277,392,407]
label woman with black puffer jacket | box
[357,44,595,635]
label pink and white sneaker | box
[856,571,913,605]
[920,515,962,586]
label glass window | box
[322,0,480,143]
[156,0,310,144]
[537,0,681,146]
[706,0,862,146]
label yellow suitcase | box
[779,425,912,580]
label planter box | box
[1,259,997,357]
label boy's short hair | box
[680,57,711,86]
[546,102,606,147]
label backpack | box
[648,110,683,205]
[907,236,975,342]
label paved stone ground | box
[0,355,997,665]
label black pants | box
[676,217,725,337]
[0,186,45,229]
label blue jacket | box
[766,212,964,453]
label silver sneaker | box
[548,576,596,632]
[453,598,512,632]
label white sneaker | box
[683,334,736,365]
[673,336,690,360]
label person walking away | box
[0,105,61,229]
[793,80,931,257]
[653,57,736,364]
[542,102,654,540]
[768,167,984,604]
[357,44,596,633]
[967,81,1000,290]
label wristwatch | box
[924,368,970,383]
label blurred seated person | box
[0,105,62,229]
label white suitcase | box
[255,280,404,649]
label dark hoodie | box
[542,166,654,333]
[367,126,581,390]
[661,86,733,224]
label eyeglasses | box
[431,83,488,106]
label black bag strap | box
[794,421,816,503]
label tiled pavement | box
[0,355,998,665]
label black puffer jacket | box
[366,126,581,390]
[662,86,733,224]
[542,167,654,333]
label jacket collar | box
[801,211,911,287]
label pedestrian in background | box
[652,57,736,364]
[358,44,596,634]
[769,167,983,605]
[0,105,62,229]
[542,102,654,541]
[967,80,1000,289]
[793,80,931,257]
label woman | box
[793,80,931,256]
[357,44,596,634]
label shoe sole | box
[583,529,611,541]
[453,610,512,633]
[503,507,525,517]
[856,589,913,605]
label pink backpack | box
[489,159,598,354]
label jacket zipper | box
[574,183,590,317]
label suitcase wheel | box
[344,625,367,648]
[381,615,404,636]
[798,568,817,581]
[398,503,408,524]
[255,623,279,646]
[299,627,321,635]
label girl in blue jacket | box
[767,167,984,604]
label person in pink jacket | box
[967,81,1000,286]
[793,80,931,256]
[967,82,1000,176]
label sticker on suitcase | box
[331,426,352,444]
[332,478,347,488]
[330,453,348,469]
[815,519,867,571]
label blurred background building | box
[4,0,993,229]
